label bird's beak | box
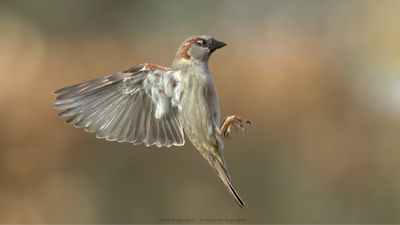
[209,39,227,52]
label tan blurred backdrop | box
[1,0,400,223]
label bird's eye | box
[196,39,207,46]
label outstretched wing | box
[54,63,184,147]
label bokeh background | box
[1,0,400,223]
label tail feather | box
[210,156,246,208]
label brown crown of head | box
[174,35,226,62]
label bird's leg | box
[220,115,251,139]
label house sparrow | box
[54,35,250,208]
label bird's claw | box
[220,115,251,139]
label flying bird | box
[54,35,250,208]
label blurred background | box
[1,0,400,223]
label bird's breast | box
[177,69,221,151]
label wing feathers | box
[54,64,184,147]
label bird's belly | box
[179,85,219,151]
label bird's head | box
[173,35,226,67]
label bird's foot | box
[220,115,251,139]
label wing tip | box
[54,89,63,95]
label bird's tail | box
[208,155,246,208]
